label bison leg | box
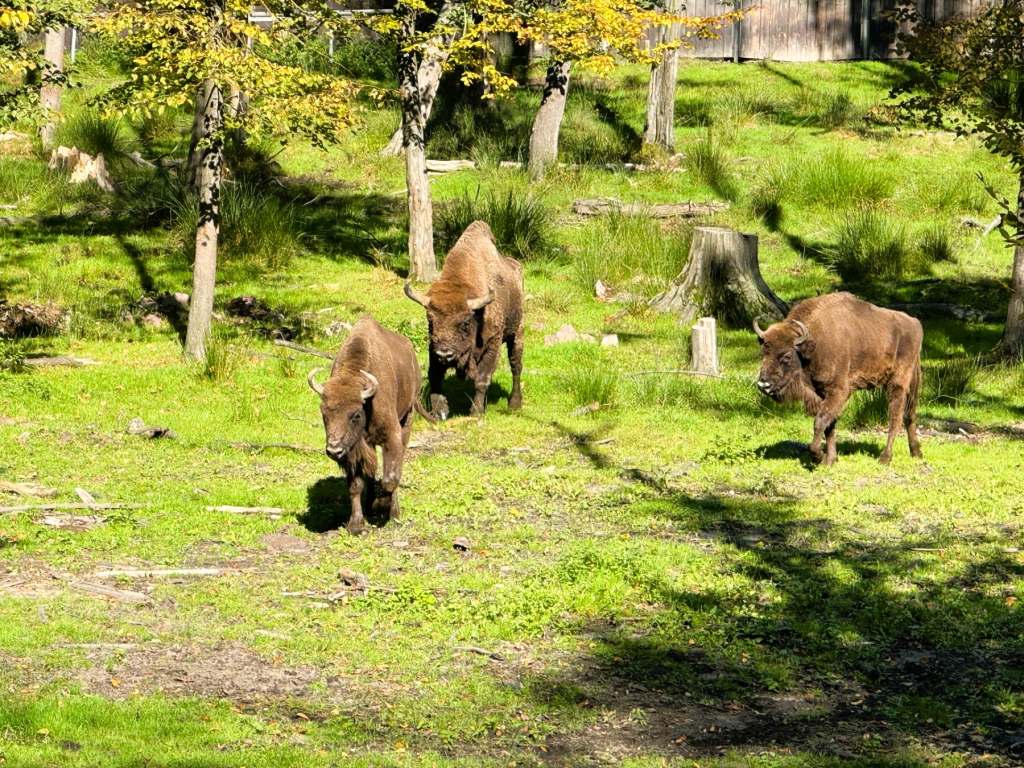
[824,420,839,466]
[880,383,909,465]
[810,391,848,465]
[507,330,524,411]
[905,363,923,459]
[345,469,367,535]
[470,343,500,416]
[427,354,450,420]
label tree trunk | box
[39,27,65,148]
[382,49,447,157]
[186,80,216,192]
[399,21,438,282]
[997,169,1024,359]
[528,60,571,181]
[650,226,789,327]
[642,7,680,152]
[183,80,224,361]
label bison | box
[753,292,923,466]
[403,220,525,419]
[307,316,430,534]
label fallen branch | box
[227,441,320,454]
[206,505,284,518]
[572,197,729,219]
[24,355,98,367]
[0,502,141,515]
[0,481,57,497]
[68,580,152,604]
[272,339,334,360]
[92,567,232,579]
[426,159,476,173]
[454,645,505,661]
[625,369,725,379]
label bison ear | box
[466,290,495,311]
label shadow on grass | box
[525,434,1024,762]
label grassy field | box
[2,52,1024,767]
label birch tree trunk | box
[642,2,680,152]
[184,80,225,361]
[39,27,65,148]
[528,60,571,181]
[399,21,438,282]
[186,80,216,192]
[997,168,1024,359]
[382,50,447,157]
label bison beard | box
[754,292,924,466]
[308,316,426,534]
[404,220,525,419]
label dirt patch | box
[78,642,339,703]
[262,531,313,554]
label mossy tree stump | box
[650,226,789,326]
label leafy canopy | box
[93,0,356,145]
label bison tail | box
[905,362,922,419]
[414,401,438,423]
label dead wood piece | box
[228,441,319,454]
[0,502,140,515]
[571,402,601,417]
[572,197,729,219]
[24,355,98,367]
[0,481,57,497]
[126,417,177,440]
[887,302,993,323]
[69,580,152,604]
[625,369,725,379]
[272,339,334,359]
[92,567,231,579]
[455,645,505,661]
[206,505,284,518]
[425,159,476,173]
[39,514,105,529]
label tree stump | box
[650,227,788,326]
[690,317,719,375]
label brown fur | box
[316,315,424,533]
[755,292,923,465]
[409,221,525,418]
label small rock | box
[544,324,597,346]
[452,536,471,552]
[141,313,167,329]
[595,280,611,301]
[126,417,176,440]
[324,320,352,337]
[338,569,369,590]
[172,292,190,308]
[601,334,619,347]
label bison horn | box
[466,290,495,311]
[307,367,326,396]
[403,281,430,308]
[359,370,379,401]
[752,318,767,339]
[790,319,810,345]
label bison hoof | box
[508,393,522,411]
[808,446,824,464]
[381,477,398,494]
[878,452,892,465]
[430,395,449,421]
[346,517,367,535]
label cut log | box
[69,580,152,604]
[92,567,230,579]
[425,159,475,173]
[24,356,98,367]
[206,505,283,518]
[690,317,719,375]
[572,197,729,219]
[650,227,788,326]
[272,339,334,359]
[0,502,140,515]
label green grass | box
[1,58,1023,768]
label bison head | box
[753,318,815,402]
[404,282,494,366]
[307,367,378,463]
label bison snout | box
[756,379,773,395]
[326,444,348,461]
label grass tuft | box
[54,111,135,166]
[563,349,620,409]
[917,223,957,263]
[926,356,982,405]
[685,131,738,201]
[827,208,920,282]
[436,187,552,261]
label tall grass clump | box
[917,223,957,264]
[923,169,991,215]
[749,163,788,228]
[790,148,892,208]
[436,187,552,260]
[563,349,620,410]
[685,131,738,201]
[193,328,241,382]
[846,388,889,428]
[827,208,920,282]
[926,356,982,405]
[54,111,134,166]
[0,158,47,205]
[171,181,300,270]
[571,215,691,296]
[817,91,855,129]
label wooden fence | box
[673,0,989,62]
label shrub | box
[54,111,134,166]
[917,223,957,264]
[571,215,692,296]
[436,187,552,260]
[926,356,982,405]
[685,131,738,201]
[827,208,920,282]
